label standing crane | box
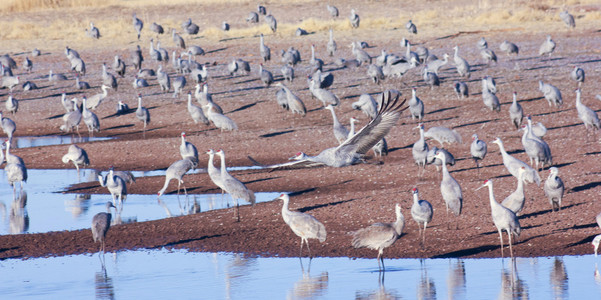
[277,194,326,258]
[349,9,360,28]
[216,149,255,221]
[205,102,238,131]
[481,77,500,112]
[309,78,339,106]
[86,84,110,110]
[327,28,336,56]
[476,179,521,258]
[544,167,564,211]
[509,92,524,129]
[92,202,115,254]
[275,83,306,116]
[412,123,429,176]
[491,138,541,186]
[81,97,100,136]
[571,66,585,87]
[539,35,556,56]
[135,94,150,135]
[132,13,143,40]
[187,92,208,125]
[62,144,89,179]
[470,134,487,172]
[352,203,404,271]
[0,111,16,144]
[98,167,127,208]
[501,167,527,215]
[411,188,433,247]
[409,87,424,121]
[5,94,18,115]
[539,80,563,108]
[206,149,226,198]
[179,132,198,162]
[453,81,469,99]
[352,94,377,119]
[520,124,550,171]
[259,34,270,62]
[575,88,600,137]
[434,151,462,229]
[157,157,197,198]
[453,46,470,78]
[325,104,349,144]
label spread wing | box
[337,90,407,155]
[247,155,325,171]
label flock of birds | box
[1,3,599,267]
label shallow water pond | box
[2,249,599,299]
[13,135,113,148]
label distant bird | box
[491,137,541,186]
[131,45,143,70]
[157,157,197,197]
[150,22,164,35]
[228,59,250,76]
[575,88,601,135]
[91,202,115,254]
[477,37,488,50]
[75,76,90,90]
[1,75,19,90]
[0,112,15,145]
[571,66,585,87]
[259,34,271,62]
[295,28,308,36]
[48,70,67,82]
[86,84,110,110]
[352,94,377,119]
[5,94,18,115]
[406,20,417,34]
[116,101,129,115]
[246,12,259,23]
[62,144,89,178]
[424,126,462,147]
[266,91,405,169]
[22,57,32,73]
[327,29,337,56]
[412,123,429,175]
[31,48,40,56]
[179,132,198,161]
[352,203,404,271]
[425,53,449,75]
[527,115,547,139]
[453,46,470,78]
[86,22,100,39]
[206,149,226,197]
[257,5,266,15]
[499,40,519,56]
[325,104,349,144]
[411,188,432,246]
[481,77,500,112]
[275,83,306,116]
[311,69,333,89]
[309,78,339,106]
[351,42,371,65]
[453,81,469,99]
[60,98,82,134]
[81,97,100,136]
[309,44,323,72]
[149,39,161,62]
[172,76,186,98]
[132,13,143,40]
[113,55,126,77]
[544,167,565,211]
[181,18,199,35]
[135,94,150,134]
[501,167,527,215]
[157,65,170,92]
[539,35,556,56]
[132,75,149,88]
[265,14,277,32]
[61,94,73,113]
[559,11,575,28]
[326,5,338,17]
[422,67,439,90]
[217,149,255,221]
[349,9,360,28]
[98,167,127,207]
[509,92,524,129]
[367,64,384,84]
[187,92,209,125]
[539,80,562,108]
[408,87,424,121]
[470,134,487,171]
[281,65,294,82]
[205,102,237,131]
[476,179,521,258]
[480,46,497,65]
[435,151,463,228]
[172,29,186,49]
[277,194,326,258]
[426,146,455,171]
[101,63,118,90]
[222,21,230,31]
[22,81,37,91]
[258,64,274,87]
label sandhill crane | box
[310,45,323,72]
[351,42,371,65]
[116,101,129,115]
[257,4,266,14]
[508,92,523,129]
[149,39,161,62]
[131,45,143,70]
[406,20,417,34]
[326,4,338,17]
[470,134,487,171]
[132,75,149,88]
[86,85,110,110]
[281,47,301,66]
[259,34,270,62]
[217,149,255,221]
[408,88,424,121]
[206,102,237,131]
[62,144,89,179]
[265,91,406,169]
[483,75,497,93]
[477,37,488,50]
[539,81,562,107]
[187,92,209,125]
[48,70,67,82]
[0,111,16,144]
[187,46,204,57]
[383,56,418,78]
[453,46,470,78]
[60,99,82,134]
[132,13,143,40]
[101,63,118,90]
[182,18,199,34]
[276,83,306,115]
[281,65,294,82]
[276,194,326,258]
[411,188,432,246]
[311,69,333,89]
[424,126,462,147]
[265,14,277,32]
[101,170,135,185]
[172,76,186,98]
[228,59,250,76]
[135,94,150,134]
[422,67,440,90]
[412,123,429,175]
[349,9,360,28]
[32,48,40,56]
[113,55,126,77]
[367,64,384,84]
[325,104,349,144]
[259,64,274,87]
[575,88,600,136]
[480,46,497,65]
[246,11,259,23]
[65,46,80,59]
[594,236,601,257]
[491,138,541,186]
[296,28,307,36]
[352,203,404,271]
[92,201,115,254]
[4,140,23,165]
[5,94,17,115]
[544,167,564,211]
[86,22,100,39]
[22,81,36,91]
[352,94,377,119]
[157,65,170,92]
[179,132,198,161]
[309,78,339,106]
[501,167,527,215]
[206,149,226,197]
[426,53,448,75]
[69,54,86,76]
[327,29,337,56]
[499,40,519,56]
[481,78,500,112]
[81,97,100,136]
[157,157,197,198]
[75,76,90,90]
[434,151,463,228]
[526,115,547,139]
[453,81,469,99]
[22,57,32,73]
[523,119,552,169]
[571,66,585,87]
[150,22,164,35]
[559,11,575,28]
[222,21,230,31]
[476,179,521,258]
[98,167,127,207]
[194,83,221,112]
[539,35,556,56]
[427,146,455,171]
[1,76,19,90]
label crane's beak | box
[475,185,486,191]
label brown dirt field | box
[1,1,601,261]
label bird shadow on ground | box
[514,96,544,104]
[431,244,499,258]
[21,90,62,101]
[452,118,500,129]
[427,106,459,115]
[234,77,260,85]
[479,224,542,237]
[567,234,598,248]
[206,47,227,54]
[259,129,295,138]
[450,162,504,174]
[46,114,64,120]
[228,101,263,114]
[104,124,135,131]
[241,176,280,185]
[298,197,360,214]
[575,58,601,65]
[585,151,601,156]
[547,123,581,131]
[149,234,224,249]
[571,180,601,192]
[103,111,134,119]
[519,202,585,219]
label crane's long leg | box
[306,239,312,259]
[423,222,428,247]
[508,231,514,258]
[498,229,504,258]
[299,237,304,258]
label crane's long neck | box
[413,192,419,206]
[454,47,459,58]
[419,128,425,143]
[207,152,219,172]
[137,96,142,108]
[394,206,405,235]
[328,108,340,126]
[512,93,517,105]
[349,119,355,136]
[181,135,186,147]
[405,42,411,58]
[440,155,450,177]
[260,35,264,47]
[576,90,582,108]
[102,64,107,76]
[496,141,507,156]
[516,171,525,193]
[281,196,291,222]
[311,46,316,61]
[218,153,227,177]
[98,175,106,187]
[158,175,171,196]
[187,94,192,107]
[486,183,498,211]
[329,29,333,41]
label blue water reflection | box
[13,135,113,148]
[2,250,600,299]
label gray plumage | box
[206,149,226,195]
[351,42,371,65]
[279,194,326,257]
[296,28,308,36]
[116,101,129,115]
[491,138,541,186]
[5,94,18,115]
[523,117,552,169]
[113,55,126,77]
[382,57,417,78]
[327,28,336,56]
[352,94,377,119]
[70,55,87,76]
[527,116,547,139]
[172,76,186,98]
[539,35,556,56]
[499,41,519,55]
[206,102,237,131]
[424,126,462,147]
[131,45,143,70]
[309,44,323,72]
[5,159,26,194]
[509,92,523,129]
[179,132,198,161]
[470,133,487,170]
[62,144,89,175]
[372,137,388,158]
[150,22,164,35]
[281,65,294,82]
[98,168,127,206]
[326,5,338,17]
[453,81,469,99]
[257,5,266,15]
[157,157,197,197]
[132,13,143,40]
[480,46,497,65]
[132,76,149,88]
[571,66,584,87]
[137,68,155,78]
[425,53,448,75]
[86,84,110,110]
[325,104,349,144]
[276,83,306,116]
[22,57,32,73]
[265,14,277,32]
[367,64,384,84]
[217,149,255,221]
[157,65,170,92]
[0,54,17,69]
[222,22,230,31]
[101,64,118,90]
[86,22,100,39]
[453,46,470,78]
[246,12,259,23]
[48,70,67,82]
[412,123,429,174]
[81,97,100,135]
[411,188,432,245]
[575,88,600,130]
[477,179,521,258]
[259,34,270,62]
[477,37,488,50]
[258,64,274,87]
[31,48,40,56]
[75,76,90,90]
[538,80,562,107]
[228,59,250,76]
[1,76,19,90]
[483,75,497,94]
[310,69,333,89]
[422,67,439,90]
[135,94,150,131]
[172,29,186,49]
[22,81,37,91]
[187,46,204,56]
[60,99,81,133]
[427,146,455,170]
[435,151,462,218]
[349,9,360,28]
[309,78,339,106]
[544,167,565,212]
[409,88,424,121]
[0,111,16,144]
[501,167,527,215]
[281,47,300,66]
[481,77,500,112]
[156,41,169,62]
[406,20,417,34]
[149,39,161,62]
[91,202,114,253]
[187,92,209,125]
[182,18,199,35]
[352,203,404,271]
[559,11,575,28]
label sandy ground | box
[1,1,601,260]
